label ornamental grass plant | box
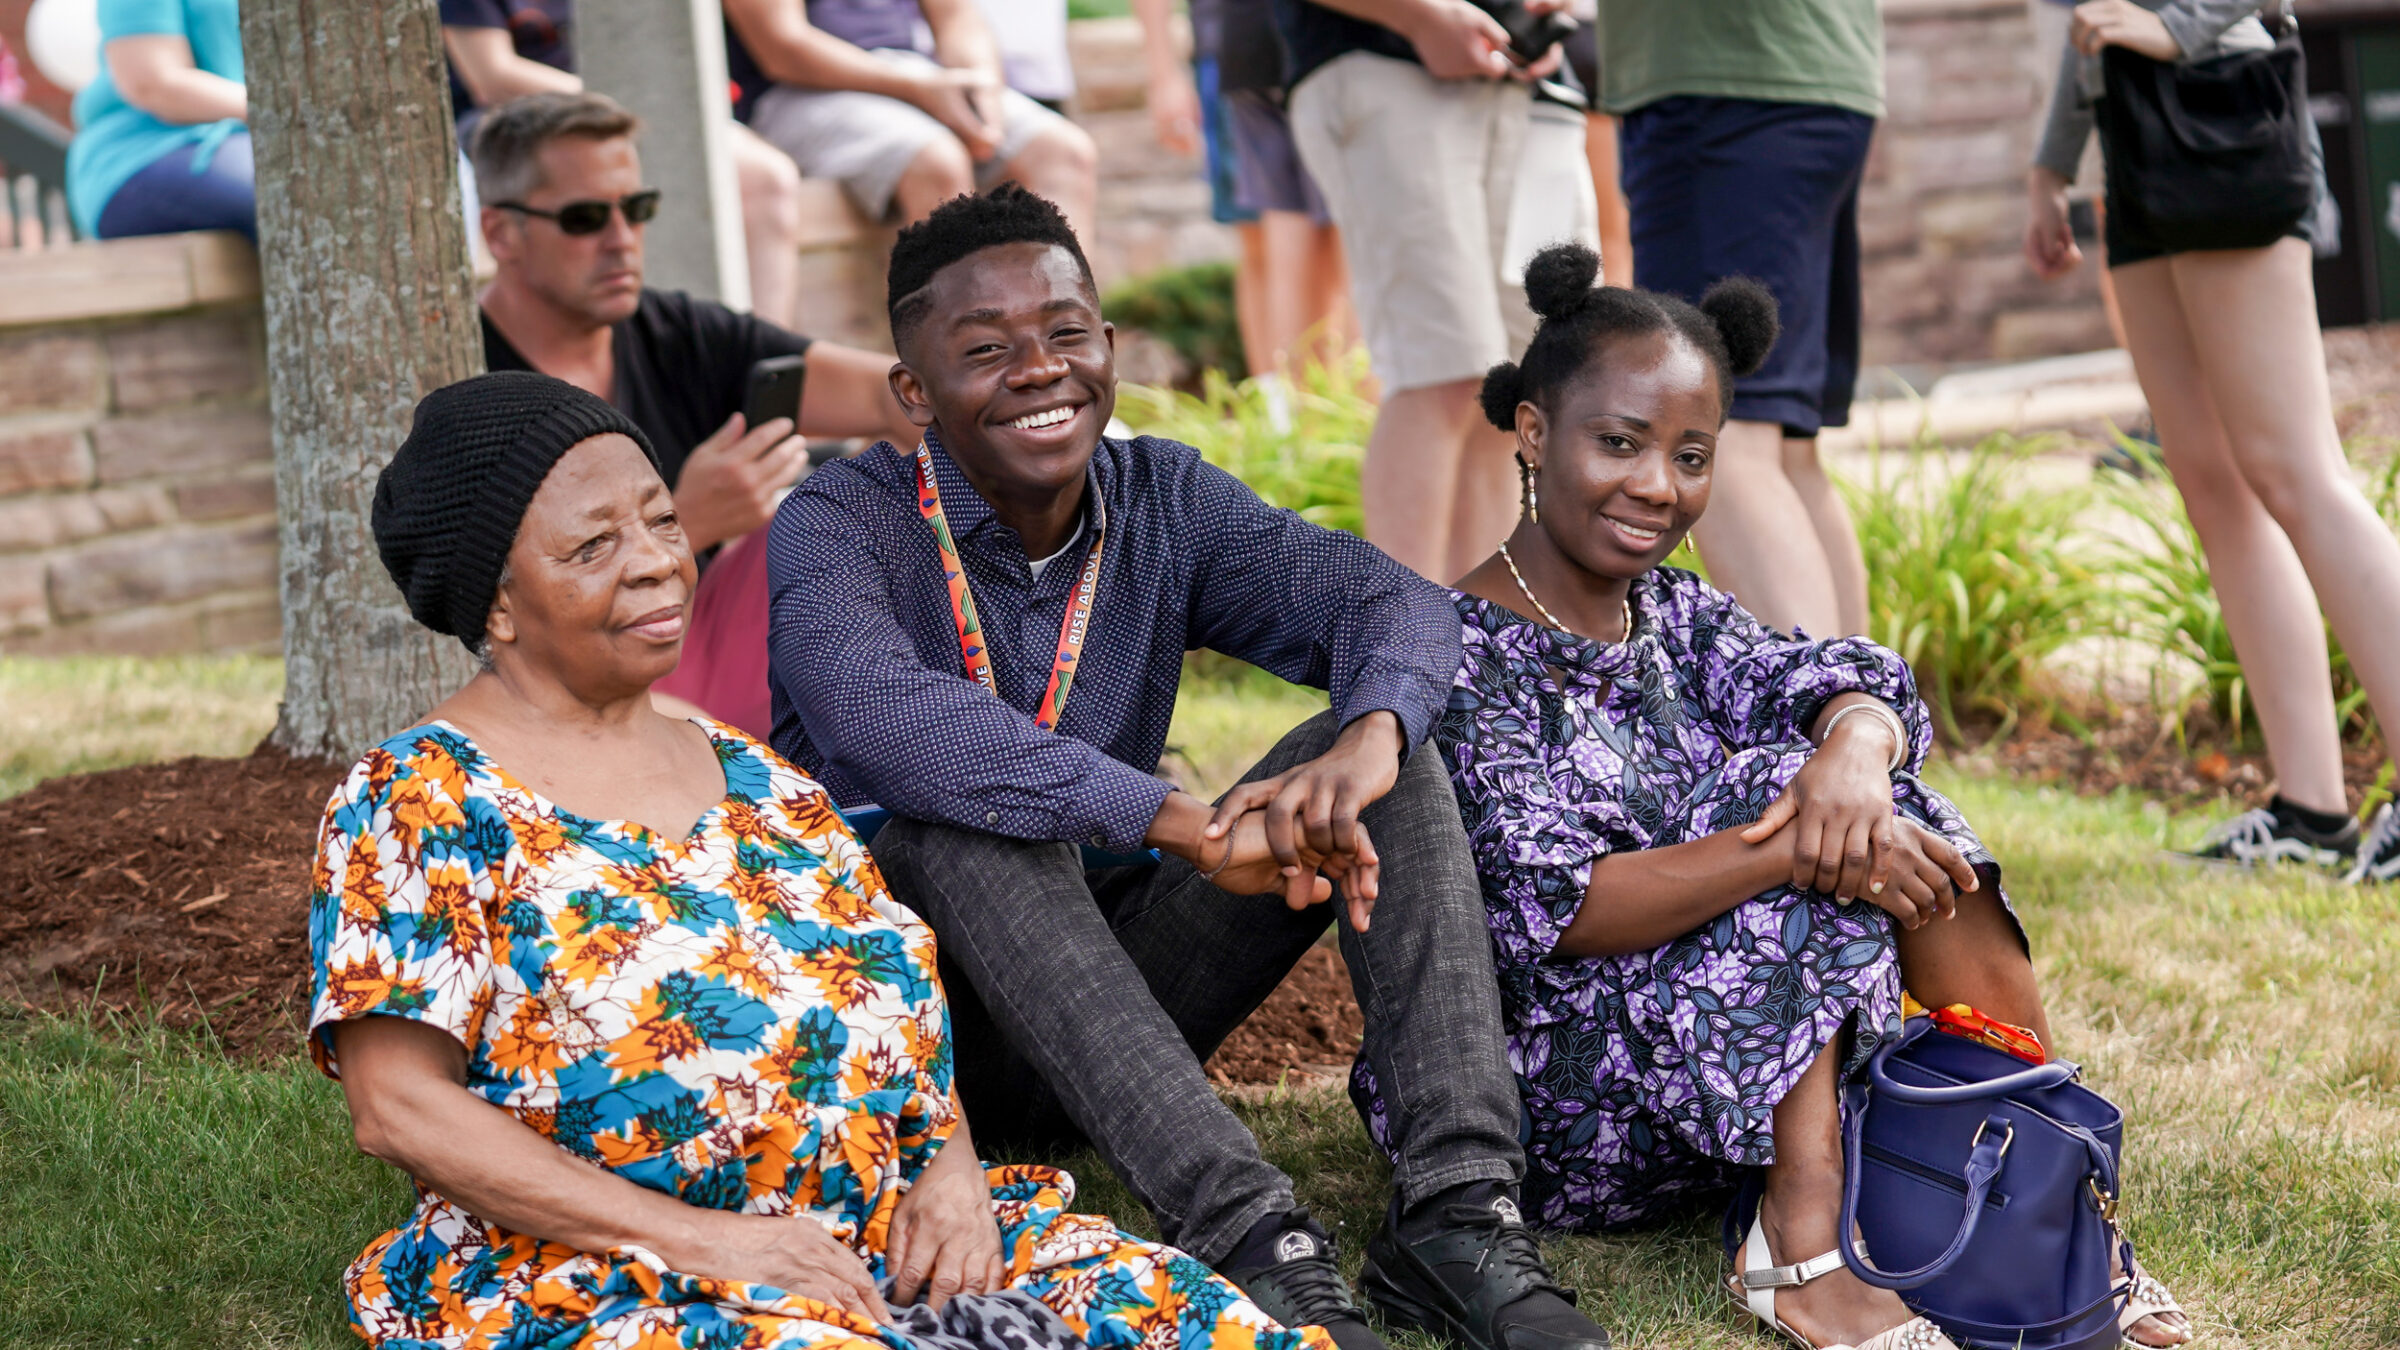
[1115,353,1375,536]
[1839,434,2105,743]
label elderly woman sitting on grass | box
[308,370,1334,1350]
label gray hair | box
[470,92,642,206]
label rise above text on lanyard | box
[915,439,1106,734]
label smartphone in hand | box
[744,353,809,434]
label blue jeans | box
[95,129,256,243]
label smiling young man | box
[764,186,1614,1350]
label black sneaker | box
[2346,804,2400,884]
[1360,1189,1610,1350]
[2176,803,2358,872]
[1221,1211,1385,1350]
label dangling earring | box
[1680,535,1694,556]
[1520,461,1539,524]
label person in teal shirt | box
[65,0,252,241]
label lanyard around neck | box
[914,439,1105,734]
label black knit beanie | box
[373,371,660,650]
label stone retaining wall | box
[0,282,276,656]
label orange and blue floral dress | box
[308,718,1331,1350]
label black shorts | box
[1619,95,1876,438]
[2100,93,2332,267]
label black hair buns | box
[1478,360,1527,431]
[1699,276,1780,378]
[1521,242,1602,323]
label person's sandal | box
[1725,1210,1958,1350]
[2116,1261,2193,1347]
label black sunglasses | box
[493,188,662,235]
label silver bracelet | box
[1821,701,1908,773]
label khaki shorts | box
[1290,52,1537,392]
[747,49,1068,222]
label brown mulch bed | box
[1979,706,2389,815]
[0,744,344,1058]
[1205,944,1365,1087]
[0,743,1369,1081]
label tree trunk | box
[244,0,484,760]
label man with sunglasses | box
[439,0,813,327]
[471,90,917,734]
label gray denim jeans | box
[870,711,1523,1264]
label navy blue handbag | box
[1839,1018,2132,1350]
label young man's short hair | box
[885,184,1094,349]
[470,92,642,207]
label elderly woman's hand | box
[886,1123,1008,1311]
[690,1211,895,1322]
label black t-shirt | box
[481,288,815,490]
[1217,0,1289,94]
[1270,0,1415,92]
[439,0,576,120]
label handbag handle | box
[1865,1017,2081,1104]
[1839,1103,2015,1291]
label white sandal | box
[2116,1264,2192,1346]
[1725,1212,1960,1350]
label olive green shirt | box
[1594,0,1884,120]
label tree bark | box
[243,0,484,759]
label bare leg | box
[1689,419,1845,636]
[2111,256,2349,813]
[1258,209,1330,375]
[1755,1042,1920,1347]
[2171,240,2400,790]
[728,123,804,329]
[1783,434,1870,636]
[1893,887,2050,1051]
[1000,121,1100,242]
[1305,224,1360,369]
[1233,221,1273,378]
[891,137,978,226]
[1363,378,1484,580]
[1447,419,1522,583]
[1584,114,1632,289]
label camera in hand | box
[1480,0,1575,67]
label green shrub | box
[1116,354,1377,535]
[2092,446,2250,745]
[1841,434,2105,743]
[1102,261,1243,381]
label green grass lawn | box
[2,663,2396,1346]
[0,656,283,801]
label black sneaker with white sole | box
[2346,804,2400,884]
[2176,799,2358,872]
[1220,1211,1386,1350]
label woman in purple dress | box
[1352,243,2190,1350]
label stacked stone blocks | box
[0,308,277,654]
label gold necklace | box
[1498,541,1633,642]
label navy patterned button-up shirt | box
[764,430,1462,852]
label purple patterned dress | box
[1350,567,2019,1232]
